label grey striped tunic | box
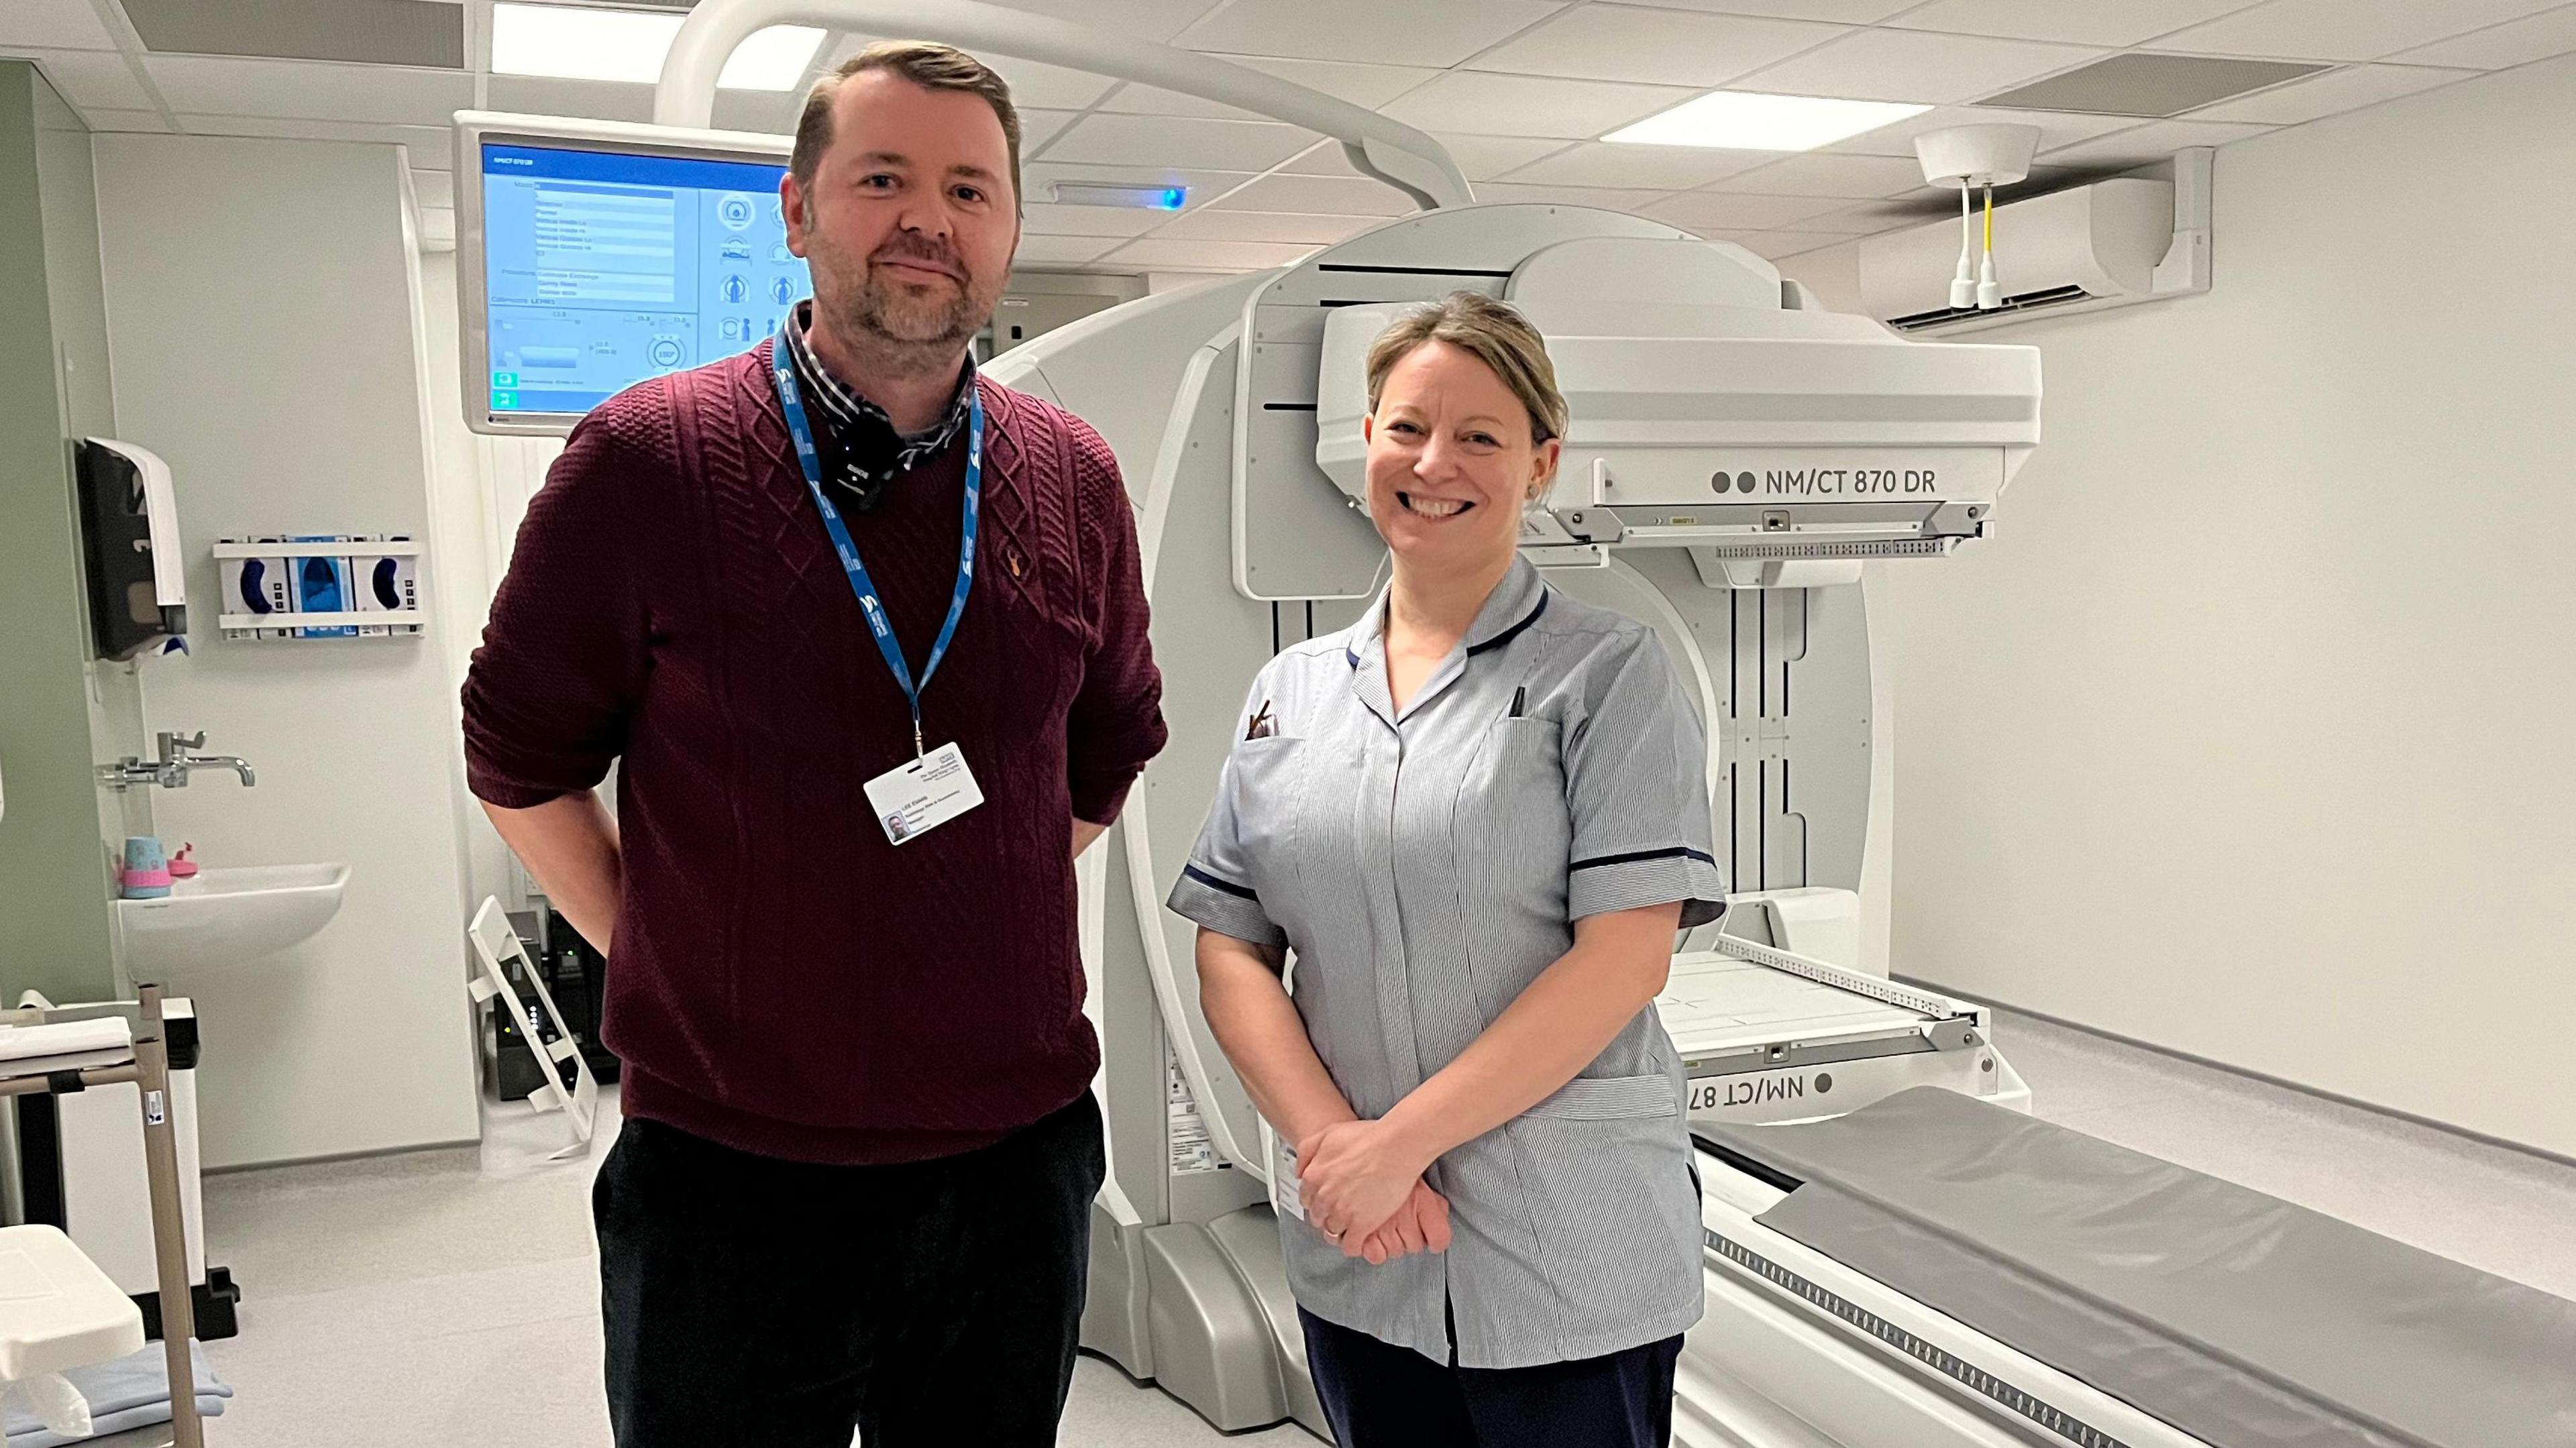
[1166,556,1727,1369]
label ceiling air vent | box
[121,0,466,69]
[1981,53,2330,117]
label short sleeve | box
[1563,629,1729,928]
[1164,676,1289,949]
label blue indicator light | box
[1159,188,1187,210]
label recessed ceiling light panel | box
[1051,182,1189,211]
[1604,91,1931,152]
[491,4,822,90]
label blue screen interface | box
[481,142,811,417]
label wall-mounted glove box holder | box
[213,538,425,640]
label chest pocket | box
[1452,716,1566,886]
[1228,735,1309,930]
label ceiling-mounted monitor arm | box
[653,0,1472,211]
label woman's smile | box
[1397,492,1474,519]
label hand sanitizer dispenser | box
[75,438,187,661]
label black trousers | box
[1300,1308,1683,1448]
[594,1092,1106,1447]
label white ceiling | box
[8,0,2576,273]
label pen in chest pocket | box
[1509,685,1526,718]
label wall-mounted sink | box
[115,864,349,977]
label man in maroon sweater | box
[461,42,1166,1448]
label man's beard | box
[810,229,997,373]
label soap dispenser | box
[75,438,188,661]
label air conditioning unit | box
[1858,152,2212,335]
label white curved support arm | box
[655,0,1470,210]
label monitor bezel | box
[453,111,796,439]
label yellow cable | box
[1983,184,1994,254]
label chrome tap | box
[97,731,257,791]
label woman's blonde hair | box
[1363,291,1569,449]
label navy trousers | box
[594,1092,1104,1448]
[1300,1307,1684,1448]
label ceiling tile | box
[1151,209,1381,243]
[1641,190,1861,229]
[986,58,1120,112]
[409,166,453,209]
[2392,5,2576,68]
[1471,182,1681,212]
[1212,172,1415,215]
[1278,139,1368,178]
[74,108,176,133]
[1018,108,1079,152]
[1102,237,1320,270]
[2186,62,2477,123]
[1175,0,1562,67]
[710,89,806,136]
[1283,133,1574,182]
[1466,7,1845,88]
[173,113,457,164]
[486,74,653,125]
[2151,0,2573,62]
[1224,55,1445,109]
[1042,113,1315,172]
[1498,140,1777,190]
[1799,191,1970,231]
[2037,116,2270,166]
[1023,161,1260,212]
[479,78,807,140]
[1383,71,1701,140]
[1772,200,1932,233]
[1802,168,2080,229]
[821,34,1116,110]
[0,1,121,51]
[1436,133,1579,180]
[1823,103,2142,156]
[986,0,1234,44]
[1011,233,1124,266]
[1018,202,1170,238]
[1729,28,2106,103]
[1617,0,1918,20]
[1886,0,2267,48]
[1707,151,1931,197]
[17,48,152,109]
[1093,81,1267,121]
[146,54,470,125]
[1735,229,1848,258]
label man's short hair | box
[791,41,1021,210]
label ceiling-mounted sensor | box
[1913,123,2040,190]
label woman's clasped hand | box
[1297,1118,1454,1264]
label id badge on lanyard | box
[772,342,986,845]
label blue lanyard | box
[771,342,981,758]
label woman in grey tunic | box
[1165,293,1727,1447]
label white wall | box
[414,249,562,916]
[1784,54,2576,1158]
[93,133,480,1168]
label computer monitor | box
[455,113,806,437]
